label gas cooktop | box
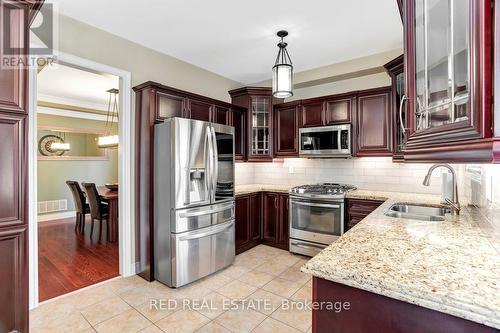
[289,183,357,199]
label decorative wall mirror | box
[37,126,110,161]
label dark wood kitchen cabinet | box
[229,108,246,160]
[346,198,384,231]
[384,54,406,162]
[301,100,325,127]
[278,194,290,250]
[299,93,354,128]
[187,98,212,122]
[155,91,187,121]
[262,192,289,250]
[274,102,299,157]
[0,2,43,333]
[355,87,393,156]
[313,277,498,333]
[133,81,246,281]
[235,193,261,254]
[213,105,230,125]
[401,0,499,162]
[229,87,283,162]
[237,191,289,254]
[325,97,352,124]
[262,192,279,244]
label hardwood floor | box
[38,216,119,301]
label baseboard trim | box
[37,211,76,222]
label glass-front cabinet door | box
[249,96,273,160]
[414,0,469,130]
[403,0,492,160]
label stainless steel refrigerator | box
[154,117,235,288]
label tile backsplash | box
[236,157,444,194]
[458,164,500,208]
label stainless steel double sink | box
[384,203,451,221]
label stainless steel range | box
[289,183,356,256]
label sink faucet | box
[422,164,461,215]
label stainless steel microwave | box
[299,124,351,157]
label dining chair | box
[65,181,90,233]
[81,182,109,241]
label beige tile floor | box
[30,245,312,333]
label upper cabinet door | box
[213,106,230,125]
[274,104,298,157]
[248,96,273,161]
[356,88,392,156]
[301,101,325,127]
[156,91,186,121]
[188,99,212,122]
[403,0,493,161]
[229,108,246,161]
[325,98,351,124]
[0,1,28,114]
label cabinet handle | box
[399,95,407,137]
[275,197,278,209]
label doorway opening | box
[28,53,134,307]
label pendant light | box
[50,131,70,152]
[272,30,293,98]
[98,88,119,149]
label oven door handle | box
[291,241,326,250]
[292,201,340,209]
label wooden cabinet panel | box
[384,55,405,162]
[0,227,27,333]
[0,1,28,113]
[262,192,279,244]
[325,98,351,124]
[156,92,185,120]
[274,104,298,157]
[250,193,261,241]
[213,105,229,125]
[346,198,384,231]
[235,196,251,252]
[301,101,325,127]
[356,89,392,156]
[230,108,246,161]
[235,193,261,254]
[188,99,212,122]
[278,194,289,250]
[237,192,288,253]
[313,277,497,333]
[0,115,23,226]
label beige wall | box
[252,49,402,101]
[37,113,118,213]
[55,14,242,102]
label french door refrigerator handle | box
[207,125,215,200]
[178,220,233,241]
[205,127,212,201]
[179,203,234,218]
[211,126,218,201]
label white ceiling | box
[37,63,119,110]
[52,0,402,84]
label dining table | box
[97,186,119,243]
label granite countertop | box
[302,190,500,329]
[235,184,292,196]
